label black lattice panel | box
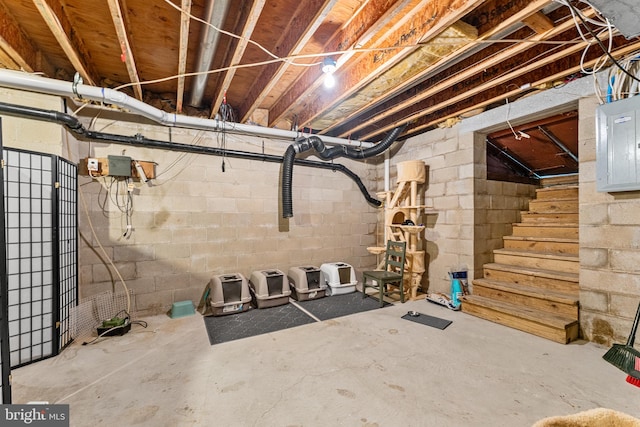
[0,122,12,402]
[4,149,55,368]
[56,157,77,351]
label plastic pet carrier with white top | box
[202,273,251,316]
[249,269,291,308]
[320,262,357,296]
[287,265,326,301]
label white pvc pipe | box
[0,69,374,148]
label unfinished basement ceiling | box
[0,0,639,143]
[486,111,579,182]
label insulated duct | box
[0,69,372,148]
[282,125,406,218]
[189,0,232,107]
[0,101,381,209]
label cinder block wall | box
[0,88,379,316]
[472,131,536,275]
[578,95,640,347]
[75,119,379,315]
[384,125,535,296]
[383,127,476,294]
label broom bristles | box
[602,344,640,374]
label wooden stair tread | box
[472,278,578,305]
[484,263,578,282]
[493,248,578,261]
[461,295,578,329]
[536,184,578,192]
[503,236,578,243]
[513,222,577,228]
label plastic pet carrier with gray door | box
[199,273,251,316]
[249,269,291,308]
[287,266,325,301]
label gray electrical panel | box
[596,96,640,192]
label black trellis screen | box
[0,119,12,402]
[3,146,78,369]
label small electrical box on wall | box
[596,95,640,192]
[79,157,156,181]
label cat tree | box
[367,160,430,300]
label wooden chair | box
[362,240,407,307]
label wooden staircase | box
[462,184,580,344]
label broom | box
[603,300,640,376]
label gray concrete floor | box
[11,299,640,426]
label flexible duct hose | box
[282,125,405,218]
[281,145,296,220]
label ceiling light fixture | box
[322,57,337,89]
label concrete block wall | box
[472,130,536,273]
[77,119,379,315]
[0,88,65,155]
[578,95,640,347]
[386,127,475,294]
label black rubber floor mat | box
[298,292,391,321]
[203,303,315,345]
[401,312,452,330]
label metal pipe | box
[538,125,579,163]
[0,69,373,148]
[189,0,232,107]
[0,101,381,207]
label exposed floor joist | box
[267,0,419,128]
[32,0,97,85]
[335,6,590,139]
[291,0,484,129]
[107,0,142,100]
[176,0,191,113]
[402,39,640,139]
[209,0,267,119]
[238,0,338,123]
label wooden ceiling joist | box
[523,11,555,35]
[361,32,634,140]
[237,0,338,123]
[326,0,553,136]
[403,39,640,139]
[285,0,482,129]
[209,0,267,119]
[266,0,405,128]
[107,0,142,100]
[336,7,591,139]
[0,3,42,73]
[32,0,97,86]
[176,0,192,113]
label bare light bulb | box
[324,73,336,88]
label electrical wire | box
[564,0,640,84]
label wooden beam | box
[176,0,192,113]
[32,0,97,85]
[107,0,142,100]
[523,11,555,34]
[0,47,19,69]
[402,39,640,139]
[237,0,338,123]
[335,6,590,139]
[282,0,483,129]
[209,0,267,119]
[0,2,54,75]
[325,0,553,136]
[266,0,409,128]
